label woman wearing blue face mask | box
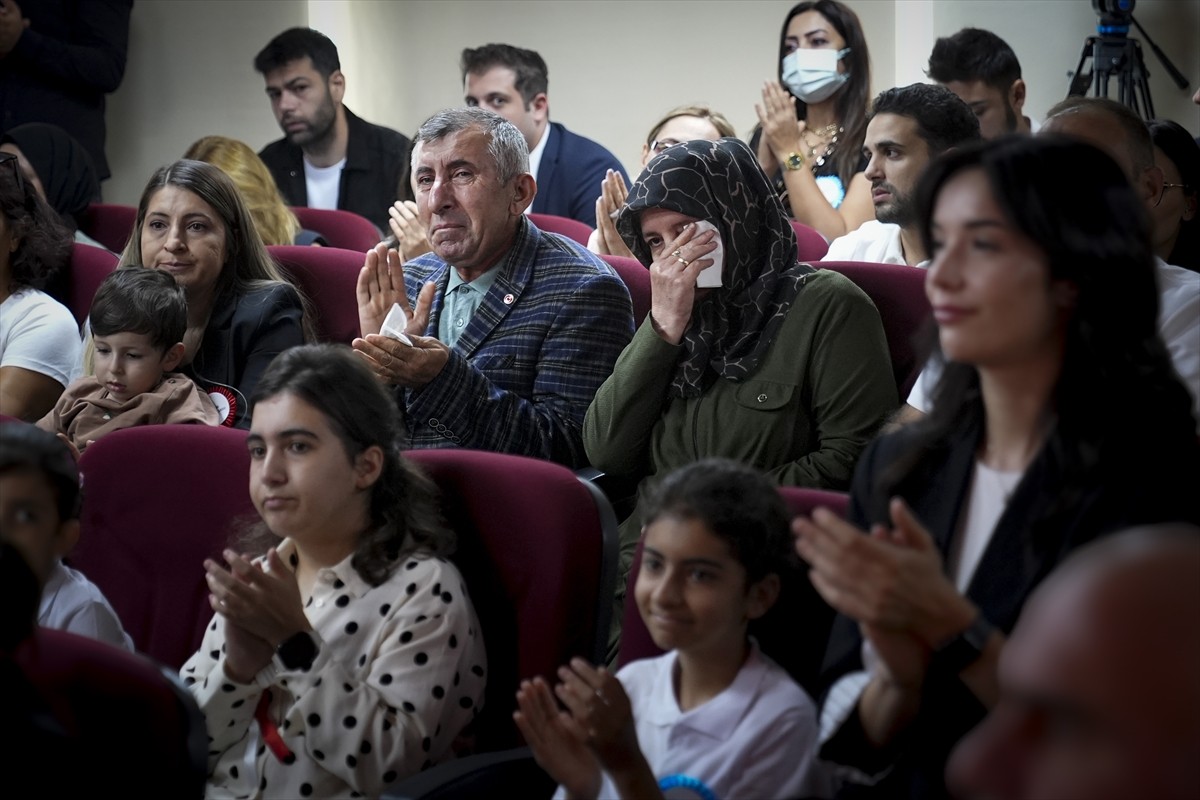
[754,0,874,244]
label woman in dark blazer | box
[119,160,313,427]
[795,136,1200,798]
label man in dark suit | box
[254,28,409,233]
[461,43,627,229]
[352,107,633,468]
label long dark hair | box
[119,160,315,338]
[889,136,1195,498]
[0,163,71,299]
[777,0,871,188]
[242,344,453,586]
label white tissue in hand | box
[380,303,413,345]
[692,220,724,288]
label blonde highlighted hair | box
[183,135,300,246]
[646,105,738,146]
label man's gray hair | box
[413,107,530,185]
[1043,96,1156,175]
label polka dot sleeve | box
[182,552,487,798]
[181,614,265,775]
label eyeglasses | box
[649,138,683,155]
[1155,181,1191,208]
[0,152,24,194]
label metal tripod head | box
[1066,2,1190,121]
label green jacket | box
[584,269,898,567]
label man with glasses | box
[901,97,1199,430]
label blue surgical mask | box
[781,47,851,104]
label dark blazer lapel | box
[421,264,451,338]
[964,443,1065,632]
[531,122,563,216]
[450,219,536,359]
[910,431,979,560]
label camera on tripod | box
[1069,0,1188,119]
[1092,0,1135,26]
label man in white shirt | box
[255,28,410,232]
[461,43,627,228]
[927,28,1040,140]
[824,83,981,268]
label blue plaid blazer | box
[401,216,634,467]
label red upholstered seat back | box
[791,220,830,261]
[406,449,618,751]
[9,628,206,795]
[529,212,594,246]
[820,260,932,397]
[268,244,363,345]
[290,206,382,252]
[78,203,137,253]
[599,253,652,328]
[67,243,118,325]
[73,425,255,669]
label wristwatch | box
[783,151,806,171]
[277,631,319,671]
[931,613,995,677]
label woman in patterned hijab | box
[584,137,896,668]
[616,137,811,396]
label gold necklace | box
[804,124,843,167]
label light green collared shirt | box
[437,267,501,348]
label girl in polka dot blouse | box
[181,344,486,799]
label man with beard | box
[823,84,979,267]
[255,28,409,233]
[927,28,1038,140]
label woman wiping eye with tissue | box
[583,136,897,665]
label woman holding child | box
[119,159,311,427]
[182,344,486,798]
[583,137,895,641]
[795,136,1200,797]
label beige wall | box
[103,0,1199,205]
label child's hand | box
[55,433,82,462]
[514,677,601,799]
[554,658,641,773]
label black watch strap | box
[931,614,994,677]
[277,631,319,671]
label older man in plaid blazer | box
[354,107,633,468]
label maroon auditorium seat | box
[529,212,594,246]
[600,253,652,328]
[78,203,137,253]
[8,628,206,796]
[406,448,618,752]
[67,243,119,325]
[792,219,830,261]
[290,206,381,252]
[268,244,363,345]
[73,425,254,669]
[820,260,932,397]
